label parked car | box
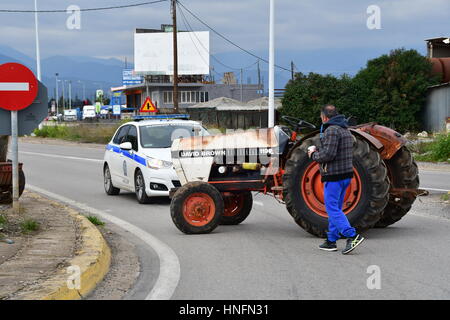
[103,119,209,203]
[63,109,78,122]
[82,105,97,120]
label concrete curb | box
[18,208,111,300]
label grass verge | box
[33,121,131,144]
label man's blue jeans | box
[324,179,356,242]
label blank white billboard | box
[134,31,210,75]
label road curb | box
[19,207,111,300]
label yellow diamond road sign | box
[140,97,157,113]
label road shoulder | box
[0,191,111,300]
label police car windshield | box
[139,125,206,148]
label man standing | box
[307,105,365,254]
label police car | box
[103,118,208,203]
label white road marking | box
[0,82,29,91]
[27,185,181,300]
[422,187,450,193]
[20,151,103,163]
[254,200,264,206]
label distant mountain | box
[0,45,128,101]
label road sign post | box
[0,63,39,213]
[11,111,19,212]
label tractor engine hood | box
[171,127,289,185]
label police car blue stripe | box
[107,144,147,166]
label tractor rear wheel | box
[375,147,420,228]
[283,134,390,238]
[170,181,224,234]
[220,191,253,225]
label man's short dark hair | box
[321,104,338,118]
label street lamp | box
[34,0,41,81]
[78,80,86,101]
[268,0,275,128]
[65,80,72,109]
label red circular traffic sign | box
[0,63,38,111]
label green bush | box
[414,134,450,163]
[430,134,450,162]
[281,49,440,132]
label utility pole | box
[55,73,59,115]
[171,0,179,113]
[257,59,261,95]
[291,61,295,81]
[268,0,275,127]
[240,69,243,102]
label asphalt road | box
[16,141,450,299]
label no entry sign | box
[0,63,38,111]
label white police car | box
[103,119,208,203]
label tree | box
[352,48,439,132]
[281,49,440,132]
[281,72,351,127]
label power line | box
[0,0,168,13]
[177,0,291,73]
[177,6,221,78]
[178,4,257,72]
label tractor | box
[169,116,424,237]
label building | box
[425,37,450,132]
[112,82,262,112]
[426,37,450,58]
[112,25,263,113]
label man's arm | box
[311,127,339,163]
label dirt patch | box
[0,191,81,300]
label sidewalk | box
[0,191,110,300]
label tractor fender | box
[353,123,407,160]
[285,123,405,163]
[349,128,384,152]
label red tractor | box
[169,117,424,237]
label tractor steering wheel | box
[281,116,316,131]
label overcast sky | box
[0,0,449,75]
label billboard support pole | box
[172,0,179,113]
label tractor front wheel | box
[220,191,253,225]
[283,134,390,238]
[170,181,224,234]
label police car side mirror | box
[119,142,132,151]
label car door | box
[108,124,130,188]
[122,125,140,189]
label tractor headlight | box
[146,157,172,169]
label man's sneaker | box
[342,234,365,255]
[319,240,337,252]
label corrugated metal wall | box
[424,84,450,132]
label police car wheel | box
[104,164,120,196]
[135,169,152,204]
